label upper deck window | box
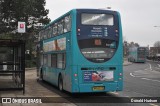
[81,13,114,25]
[64,15,71,33]
[52,23,58,36]
[58,20,64,34]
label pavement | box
[0,69,75,106]
[25,67,37,71]
[123,59,132,66]
[123,61,132,66]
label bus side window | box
[52,23,58,37]
[51,54,57,68]
[47,54,51,67]
[63,54,66,69]
[57,53,66,69]
[58,20,64,35]
[46,28,49,39]
[43,54,47,66]
[64,15,71,33]
[48,27,52,38]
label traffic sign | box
[18,22,26,33]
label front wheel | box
[58,75,63,91]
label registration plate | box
[93,86,105,91]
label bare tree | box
[154,41,160,47]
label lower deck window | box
[43,55,47,66]
[51,53,66,69]
[51,54,57,67]
[57,53,66,69]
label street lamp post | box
[154,25,160,61]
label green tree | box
[0,0,4,33]
[154,41,160,47]
[0,0,51,67]
[0,0,50,34]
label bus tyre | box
[58,75,63,91]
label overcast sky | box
[45,0,160,47]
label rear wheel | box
[58,75,63,91]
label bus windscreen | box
[81,13,114,25]
[79,39,117,63]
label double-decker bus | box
[128,47,146,63]
[37,9,123,93]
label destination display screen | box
[81,13,114,26]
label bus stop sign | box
[18,22,26,33]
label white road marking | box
[129,72,144,78]
[149,103,159,106]
[141,78,160,83]
[110,92,119,95]
[129,63,160,80]
[149,64,152,71]
[130,73,135,77]
[134,70,140,73]
[145,68,150,70]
